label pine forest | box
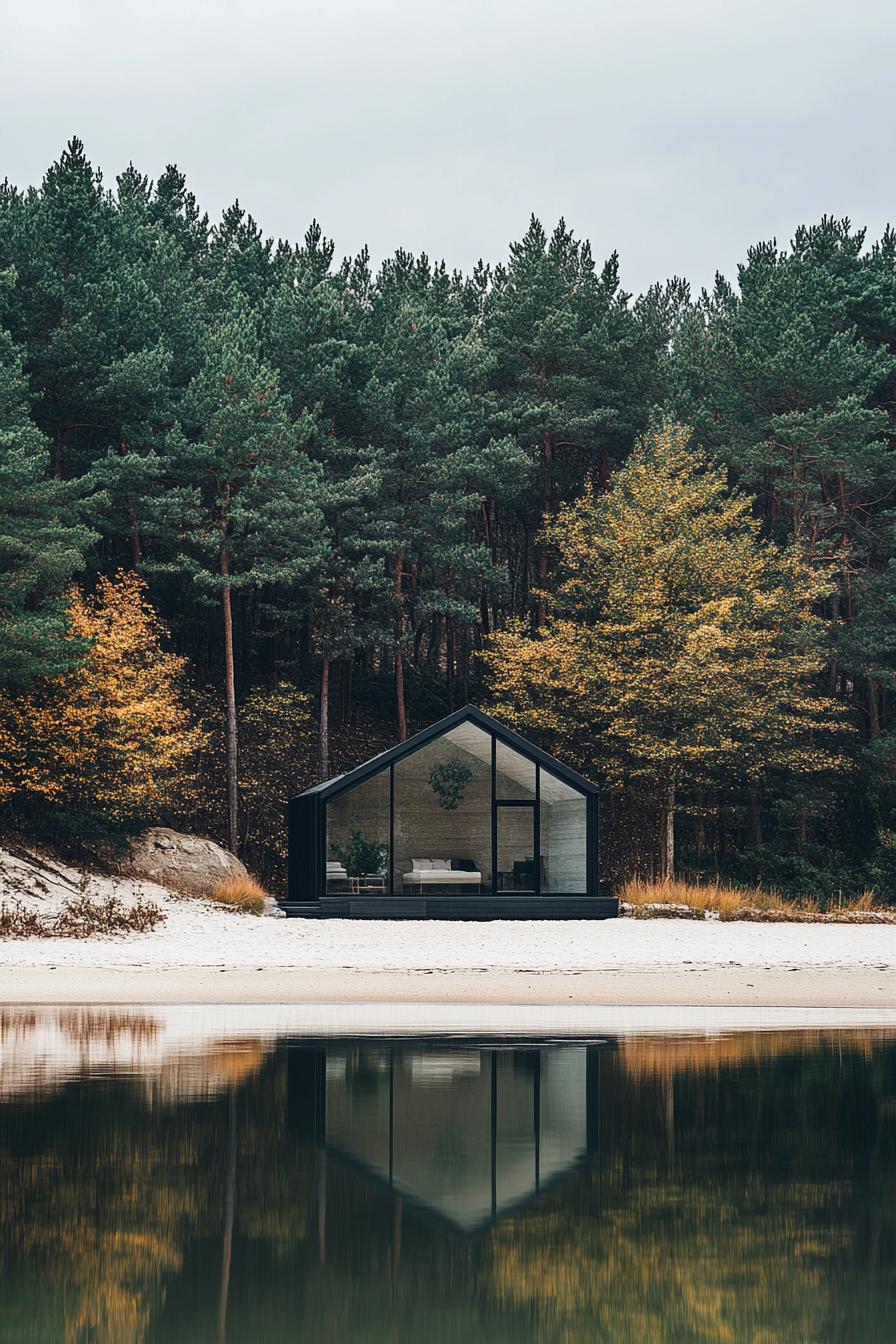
[3,138,896,898]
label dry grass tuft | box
[622,876,785,916]
[210,876,268,915]
[620,877,886,922]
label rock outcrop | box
[121,828,248,898]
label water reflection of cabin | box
[288,1044,601,1236]
[284,705,617,918]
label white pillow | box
[430,859,451,871]
[411,858,432,870]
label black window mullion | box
[491,733,497,897]
[534,764,541,897]
[389,763,395,897]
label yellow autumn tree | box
[0,571,203,822]
[483,424,846,877]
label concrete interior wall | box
[542,798,587,892]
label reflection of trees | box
[0,1092,204,1342]
[0,1033,895,1342]
[0,1050,312,1342]
[0,1008,268,1103]
[613,1028,886,1080]
[488,1184,844,1343]
[486,1033,896,1344]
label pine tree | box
[205,201,277,313]
[151,301,326,849]
[0,141,187,566]
[364,251,527,736]
[672,217,896,866]
[264,225,390,776]
[0,139,117,480]
[0,325,96,689]
[148,164,209,272]
[673,219,894,561]
[484,425,844,877]
[483,217,667,622]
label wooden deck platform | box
[279,895,619,920]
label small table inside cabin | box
[348,874,387,894]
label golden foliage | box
[487,1191,844,1344]
[0,571,204,820]
[484,424,846,796]
[0,1052,315,1341]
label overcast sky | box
[2,0,894,297]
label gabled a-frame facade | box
[283,706,616,919]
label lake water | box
[1,1013,895,1342]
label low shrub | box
[210,876,268,915]
[54,893,163,936]
[0,893,163,938]
[0,902,46,938]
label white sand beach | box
[1,847,895,1007]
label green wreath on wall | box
[428,760,473,811]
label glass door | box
[495,803,537,893]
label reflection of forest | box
[0,1031,894,1342]
[0,1007,269,1101]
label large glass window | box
[324,1048,391,1177]
[325,769,389,892]
[392,723,492,894]
[320,720,590,898]
[495,740,536,799]
[495,1052,538,1210]
[541,768,588,893]
[322,1044,590,1232]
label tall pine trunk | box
[659,784,675,881]
[535,431,554,627]
[217,1087,237,1344]
[220,548,239,853]
[319,653,330,781]
[394,549,408,740]
[446,615,455,711]
[868,675,881,740]
[118,437,143,566]
[395,649,408,741]
[341,657,353,722]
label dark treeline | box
[3,137,896,895]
